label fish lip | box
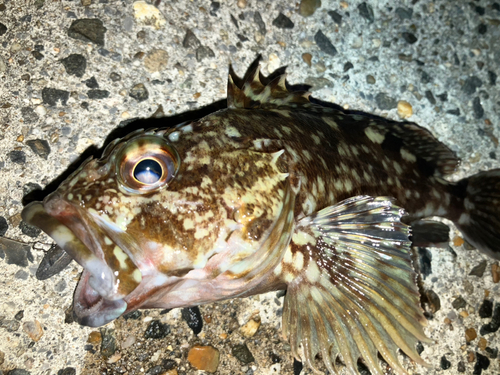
[22,195,129,325]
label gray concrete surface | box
[0,0,499,374]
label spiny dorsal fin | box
[228,63,312,109]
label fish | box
[22,61,500,375]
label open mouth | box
[22,195,133,327]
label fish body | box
[22,63,500,375]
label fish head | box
[22,121,293,327]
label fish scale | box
[22,62,500,374]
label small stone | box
[0,22,7,36]
[84,76,98,88]
[0,217,8,237]
[195,46,215,62]
[57,368,76,375]
[87,330,101,344]
[472,97,484,119]
[425,289,441,313]
[60,54,86,77]
[6,370,30,375]
[375,92,397,110]
[452,296,467,309]
[15,270,29,280]
[272,13,294,29]
[54,278,66,292]
[21,107,39,124]
[447,108,460,116]
[254,12,266,35]
[182,29,201,49]
[109,72,121,82]
[473,353,490,374]
[351,36,363,48]
[343,62,353,72]
[314,30,337,56]
[240,315,261,338]
[9,150,26,164]
[358,2,374,23]
[19,221,41,238]
[480,303,500,335]
[299,0,321,17]
[328,10,342,25]
[81,0,91,5]
[492,263,500,283]
[440,355,451,370]
[36,244,73,280]
[425,90,436,105]
[144,320,170,339]
[42,88,70,106]
[187,345,220,373]
[237,0,247,8]
[465,327,477,342]
[478,337,487,350]
[293,359,303,375]
[100,328,117,359]
[395,7,412,19]
[402,32,417,44]
[129,83,149,102]
[302,53,312,67]
[457,361,466,372]
[68,19,107,46]
[1,238,33,266]
[14,311,24,321]
[478,23,487,34]
[123,310,142,320]
[121,334,136,349]
[366,75,376,84]
[462,76,483,95]
[181,307,203,335]
[469,260,487,277]
[144,49,169,72]
[232,343,255,364]
[22,320,43,342]
[487,71,497,86]
[479,300,493,318]
[210,2,220,15]
[26,139,51,159]
[87,89,110,99]
[397,100,412,118]
[133,1,166,29]
[485,346,498,359]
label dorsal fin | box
[227,62,312,110]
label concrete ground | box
[0,0,499,374]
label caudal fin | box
[453,169,500,260]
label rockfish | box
[22,63,500,375]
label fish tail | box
[451,169,500,259]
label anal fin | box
[278,196,432,375]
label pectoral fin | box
[278,196,431,375]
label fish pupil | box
[133,159,162,184]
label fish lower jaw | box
[74,270,128,327]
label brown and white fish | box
[22,64,500,375]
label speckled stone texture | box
[0,0,499,374]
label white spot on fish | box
[168,131,180,142]
[401,148,417,162]
[113,246,129,270]
[292,231,316,246]
[306,261,321,283]
[365,127,385,144]
[311,133,321,145]
[293,251,304,271]
[183,218,195,230]
[458,213,470,225]
[225,126,241,138]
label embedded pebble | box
[469,260,487,277]
[187,345,220,373]
[181,306,203,335]
[480,303,500,335]
[358,2,374,23]
[42,88,70,106]
[232,343,255,364]
[22,320,43,342]
[183,29,201,49]
[87,89,110,99]
[375,92,397,110]
[109,72,121,82]
[351,36,363,49]
[68,19,107,46]
[397,100,412,118]
[474,353,490,374]
[402,32,417,44]
[26,139,51,159]
[254,11,266,35]
[144,49,169,72]
[314,30,337,56]
[35,105,47,116]
[440,356,451,370]
[0,22,6,36]
[84,76,98,88]
[472,97,484,119]
[479,300,493,318]
[60,54,86,77]
[240,315,261,338]
[58,368,76,375]
[1,238,32,266]
[462,76,483,95]
[328,10,342,25]
[121,334,136,349]
[129,83,149,102]
[100,328,117,359]
[302,53,312,67]
[492,263,500,283]
[133,1,166,29]
[395,7,413,19]
[452,296,467,310]
[465,327,477,342]
[0,217,8,237]
[144,320,170,339]
[195,46,215,62]
[0,319,20,332]
[272,13,294,29]
[299,0,321,17]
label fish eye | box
[133,158,163,184]
[116,135,180,194]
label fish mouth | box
[22,195,131,327]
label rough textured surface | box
[0,0,499,374]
